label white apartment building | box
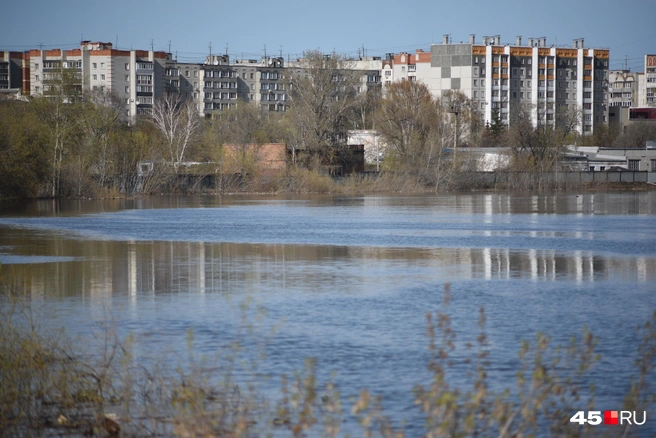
[387,35,610,135]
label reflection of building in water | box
[3,238,656,300]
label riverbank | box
[2,169,655,202]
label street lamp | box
[449,104,459,165]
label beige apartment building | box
[28,42,168,119]
[608,70,640,108]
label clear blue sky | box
[2,0,654,71]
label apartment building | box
[0,51,25,91]
[27,42,168,119]
[639,54,656,107]
[388,35,609,135]
[608,70,640,108]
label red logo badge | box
[604,411,618,425]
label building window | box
[100,62,105,69]
[93,74,97,80]
[125,63,130,70]
[93,63,97,69]
[628,160,640,171]
[101,74,105,80]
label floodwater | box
[1,192,655,435]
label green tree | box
[0,101,50,198]
[489,107,505,137]
[31,66,85,197]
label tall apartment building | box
[387,35,609,135]
[28,42,168,119]
[608,70,640,108]
[639,54,656,107]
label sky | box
[2,0,655,72]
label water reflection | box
[2,235,654,301]
[2,191,656,218]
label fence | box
[466,171,656,187]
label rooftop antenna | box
[209,42,212,61]
[168,40,171,53]
[150,39,154,51]
[225,43,228,56]
[279,45,282,58]
[116,35,119,48]
[264,44,267,62]
[38,42,43,51]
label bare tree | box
[31,67,84,197]
[151,93,202,172]
[374,80,437,164]
[80,89,126,191]
[286,50,362,169]
[613,122,656,148]
[554,104,582,138]
[508,103,566,173]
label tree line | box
[0,49,646,199]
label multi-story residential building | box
[639,54,656,107]
[608,70,639,108]
[199,55,241,115]
[387,35,609,135]
[0,51,25,91]
[27,42,168,119]
[350,57,383,93]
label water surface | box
[1,192,655,435]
